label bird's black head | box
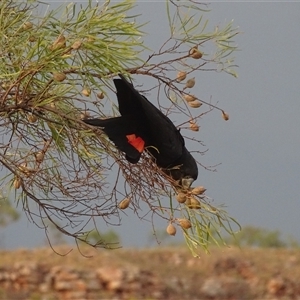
[164,148,198,190]
[167,169,197,190]
[181,176,197,190]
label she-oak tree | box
[0,0,240,256]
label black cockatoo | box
[83,75,198,189]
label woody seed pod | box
[189,197,201,209]
[178,218,192,229]
[35,151,44,163]
[185,197,191,207]
[71,40,82,50]
[222,111,229,121]
[183,94,197,102]
[191,186,206,195]
[27,114,37,123]
[97,92,105,99]
[13,177,21,189]
[51,35,66,50]
[28,36,36,42]
[189,47,203,59]
[176,71,187,82]
[53,72,66,82]
[50,102,56,109]
[176,192,187,203]
[166,223,176,236]
[184,77,195,90]
[188,100,202,108]
[189,122,199,132]
[23,21,33,30]
[19,163,30,175]
[189,46,197,54]
[118,198,130,209]
[82,88,91,97]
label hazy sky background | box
[2,1,300,249]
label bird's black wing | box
[115,75,185,167]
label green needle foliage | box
[0,0,240,255]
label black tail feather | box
[83,117,142,163]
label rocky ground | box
[0,245,299,300]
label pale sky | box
[2,2,300,249]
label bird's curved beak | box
[181,177,195,190]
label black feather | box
[83,75,198,187]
